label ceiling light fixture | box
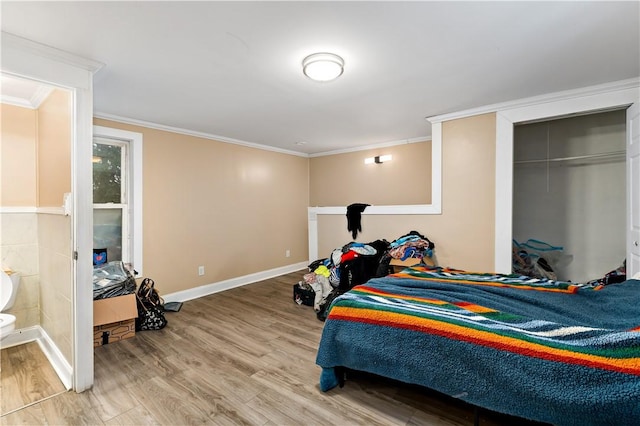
[302,52,344,82]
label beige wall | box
[94,119,310,296]
[316,113,497,272]
[3,102,494,330]
[310,141,431,206]
[1,104,40,330]
[38,89,72,207]
[1,104,37,206]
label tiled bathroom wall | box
[0,211,73,363]
[0,212,40,329]
[38,213,73,363]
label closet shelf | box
[514,150,625,165]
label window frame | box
[93,125,143,274]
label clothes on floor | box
[303,272,334,311]
[304,232,436,321]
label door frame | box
[494,83,640,274]
[626,103,640,277]
[1,32,103,391]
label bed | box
[316,266,640,426]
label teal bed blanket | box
[316,266,640,426]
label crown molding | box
[309,136,431,158]
[2,32,104,74]
[426,77,640,124]
[93,112,310,158]
[96,79,637,158]
[30,85,54,108]
[93,112,434,159]
[1,86,54,109]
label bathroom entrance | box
[1,33,101,402]
[0,73,74,413]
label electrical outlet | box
[285,249,291,258]
[198,266,205,276]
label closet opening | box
[512,108,627,283]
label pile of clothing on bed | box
[294,231,436,320]
[376,231,435,275]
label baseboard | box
[0,325,72,390]
[37,327,72,390]
[162,261,308,303]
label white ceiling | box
[1,1,638,155]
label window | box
[92,126,143,273]
[93,138,128,263]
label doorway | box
[2,32,102,393]
[0,74,73,413]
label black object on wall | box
[346,203,370,239]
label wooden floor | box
[0,271,547,425]
[1,341,67,415]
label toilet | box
[0,270,20,340]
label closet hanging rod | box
[514,150,626,165]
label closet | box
[513,109,626,283]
